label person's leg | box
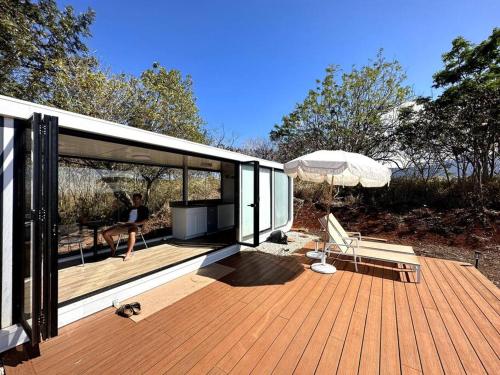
[102,227,116,254]
[102,225,124,256]
[124,227,137,261]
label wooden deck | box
[59,233,233,303]
[4,242,499,374]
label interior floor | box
[58,230,235,304]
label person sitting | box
[102,193,149,261]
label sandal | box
[116,304,134,318]
[129,302,141,315]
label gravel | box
[242,231,320,257]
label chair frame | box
[319,217,421,283]
[59,228,85,266]
[116,225,148,253]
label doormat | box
[120,263,235,322]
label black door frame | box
[12,113,59,344]
[43,114,59,338]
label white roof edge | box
[0,95,283,169]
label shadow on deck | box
[3,241,499,374]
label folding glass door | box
[239,161,259,246]
[16,113,59,344]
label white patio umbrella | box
[284,150,391,274]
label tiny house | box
[0,95,293,352]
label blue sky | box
[59,0,499,145]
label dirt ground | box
[292,200,500,287]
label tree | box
[48,56,138,124]
[0,0,94,101]
[432,28,499,185]
[397,28,499,203]
[238,137,278,161]
[50,60,209,204]
[270,51,412,162]
[132,64,206,143]
[396,100,453,182]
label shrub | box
[294,177,500,212]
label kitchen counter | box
[171,203,234,240]
[170,200,225,207]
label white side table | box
[306,239,323,260]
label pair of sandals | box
[116,302,141,318]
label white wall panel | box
[2,117,14,328]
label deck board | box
[394,265,422,375]
[3,243,500,375]
[420,257,485,374]
[315,264,364,374]
[188,264,315,374]
[357,265,383,375]
[251,271,330,374]
[436,260,500,357]
[58,240,228,303]
[426,258,498,374]
[336,265,374,375]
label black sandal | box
[116,304,134,318]
[129,302,141,315]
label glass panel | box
[259,168,271,231]
[241,164,254,240]
[188,170,221,201]
[57,155,235,304]
[23,125,34,327]
[58,160,183,244]
[274,171,289,227]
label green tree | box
[2,1,209,208]
[50,59,208,205]
[49,60,207,143]
[0,0,94,100]
[48,56,138,124]
[432,28,499,184]
[132,64,206,143]
[397,28,499,203]
[270,51,412,162]
[396,99,454,182]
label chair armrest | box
[360,236,388,242]
[347,231,387,242]
[342,236,359,247]
[347,231,361,240]
[324,237,359,256]
[343,237,360,258]
[323,239,353,252]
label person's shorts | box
[106,223,138,234]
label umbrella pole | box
[327,175,334,229]
[323,175,334,265]
[311,175,337,274]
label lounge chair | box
[318,216,421,282]
[324,214,414,254]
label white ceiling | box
[59,134,223,171]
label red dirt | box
[292,201,500,286]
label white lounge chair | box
[324,214,414,254]
[318,216,421,282]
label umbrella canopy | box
[284,150,391,187]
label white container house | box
[0,95,293,352]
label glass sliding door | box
[259,167,271,232]
[18,113,43,344]
[274,170,290,228]
[239,161,259,246]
